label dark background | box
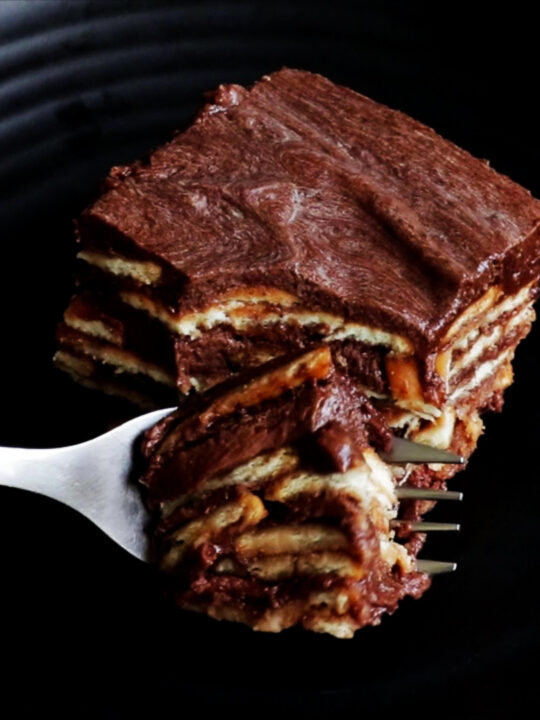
[1,1,539,717]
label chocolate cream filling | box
[140,351,391,504]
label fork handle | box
[0,445,86,509]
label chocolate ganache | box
[78,68,540,353]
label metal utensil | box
[0,407,171,562]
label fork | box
[0,407,463,569]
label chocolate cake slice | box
[55,68,540,498]
[139,346,429,637]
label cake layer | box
[56,323,176,388]
[53,349,176,409]
[58,275,536,418]
[139,346,429,637]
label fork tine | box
[417,560,457,574]
[381,437,465,464]
[392,521,460,531]
[396,488,463,501]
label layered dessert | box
[139,346,430,637]
[54,68,540,631]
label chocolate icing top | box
[80,68,540,351]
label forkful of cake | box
[0,347,463,637]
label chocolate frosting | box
[79,68,540,352]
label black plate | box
[1,2,539,716]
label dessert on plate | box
[54,68,540,633]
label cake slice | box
[55,68,540,499]
[138,346,430,637]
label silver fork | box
[0,407,463,568]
